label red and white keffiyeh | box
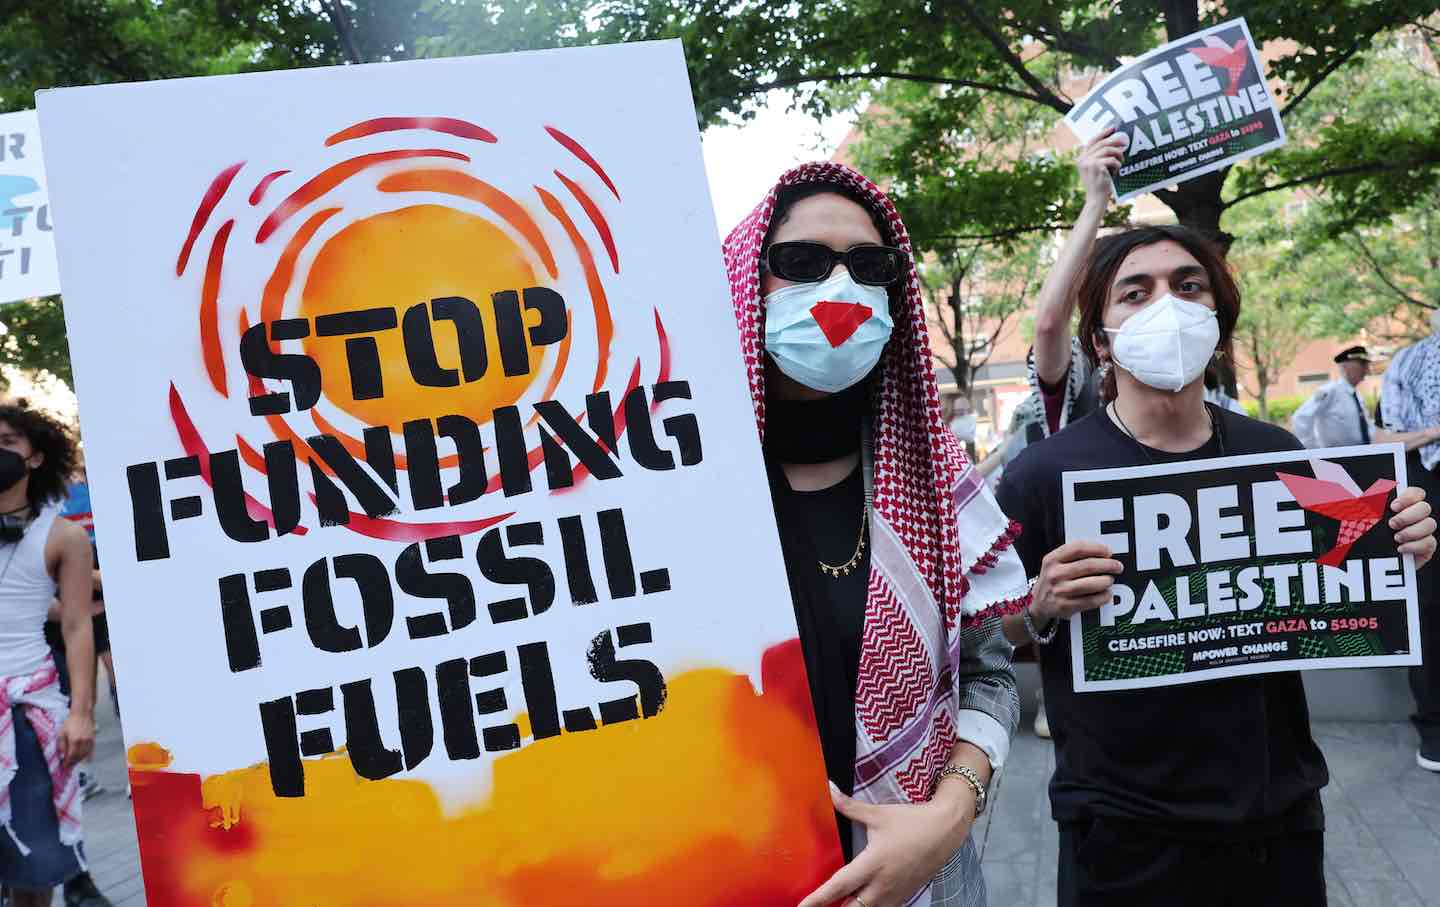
[723,162,1029,810]
[0,656,82,854]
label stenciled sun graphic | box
[171,116,670,540]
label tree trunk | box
[949,275,968,395]
[1154,167,1234,252]
[1256,365,1271,422]
[1162,0,1201,40]
[322,0,365,64]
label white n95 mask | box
[763,272,893,393]
[1103,293,1219,393]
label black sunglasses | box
[762,241,906,287]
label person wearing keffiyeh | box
[723,163,1030,907]
[1382,308,1440,773]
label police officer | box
[1292,346,1378,448]
[1294,346,1440,451]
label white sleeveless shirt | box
[0,503,61,679]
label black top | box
[767,458,868,858]
[995,405,1328,836]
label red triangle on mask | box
[810,300,873,348]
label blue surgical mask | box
[763,272,893,393]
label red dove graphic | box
[1187,35,1250,96]
[1275,459,1396,567]
[810,300,873,347]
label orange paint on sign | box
[299,204,546,431]
[127,648,840,906]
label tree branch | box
[1020,19,1123,71]
[1343,232,1429,309]
[1223,155,1440,209]
[321,0,364,65]
[930,222,1071,244]
[742,71,1052,106]
[963,306,1018,380]
[952,0,1071,114]
[925,289,960,369]
[1280,38,1369,119]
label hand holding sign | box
[1390,487,1437,569]
[1032,540,1124,623]
[1078,129,1126,207]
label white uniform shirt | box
[1292,378,1374,449]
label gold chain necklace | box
[819,501,869,578]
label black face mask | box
[0,514,25,544]
[763,379,870,464]
[0,449,27,494]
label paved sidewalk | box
[66,693,142,907]
[69,693,1440,907]
[975,719,1440,907]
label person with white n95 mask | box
[991,223,1438,907]
[1102,292,1219,393]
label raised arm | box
[1033,129,1125,385]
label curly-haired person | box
[0,405,98,907]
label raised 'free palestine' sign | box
[1063,18,1286,202]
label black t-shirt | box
[995,405,1328,835]
[767,458,868,858]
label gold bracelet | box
[933,764,987,816]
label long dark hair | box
[1075,225,1240,400]
[0,405,77,509]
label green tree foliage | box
[1217,195,1321,420]
[1241,393,1305,427]
[603,0,1440,245]
[0,0,598,393]
[1228,38,1440,343]
[0,1,273,391]
[0,296,71,389]
[1267,191,1440,343]
[1230,21,1440,239]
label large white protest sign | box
[39,41,841,906]
[0,109,59,304]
